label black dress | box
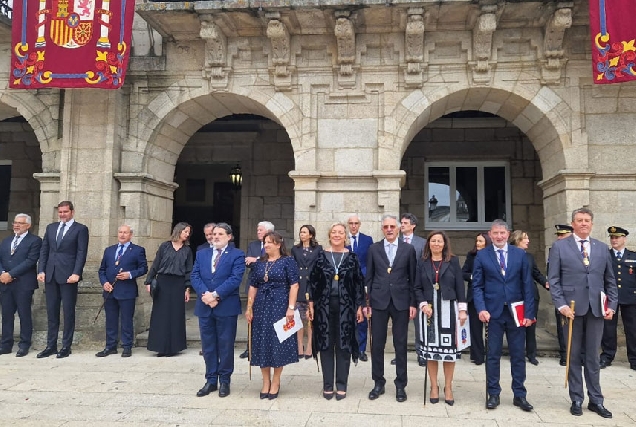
[145,241,193,355]
[291,244,323,320]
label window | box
[0,161,11,230]
[425,162,510,229]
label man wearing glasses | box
[0,214,42,357]
[346,214,373,361]
[365,215,417,403]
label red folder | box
[601,291,609,313]
[509,301,536,327]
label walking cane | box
[365,286,372,350]
[248,321,252,381]
[93,268,123,324]
[422,308,428,406]
[306,292,319,372]
[484,322,489,409]
[564,300,575,388]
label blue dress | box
[249,256,300,368]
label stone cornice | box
[114,173,179,199]
[537,169,594,197]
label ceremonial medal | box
[264,274,268,282]
[433,282,440,291]
[583,258,590,266]
[387,267,392,274]
[334,274,339,281]
[115,261,119,266]
[630,266,633,275]
[501,269,506,276]
[330,251,345,283]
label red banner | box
[590,0,636,84]
[10,0,135,89]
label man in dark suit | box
[36,200,89,359]
[346,214,373,362]
[191,223,246,398]
[600,226,636,371]
[472,219,535,412]
[96,225,148,358]
[239,220,274,359]
[196,223,235,252]
[550,224,574,366]
[0,214,42,357]
[365,215,417,403]
[548,207,617,418]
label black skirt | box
[147,274,187,354]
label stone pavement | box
[0,345,635,427]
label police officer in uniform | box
[600,226,636,370]
[549,224,574,366]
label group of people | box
[0,202,630,419]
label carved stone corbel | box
[199,15,229,89]
[471,6,497,85]
[266,13,292,91]
[541,3,572,85]
[334,11,356,88]
[404,7,426,88]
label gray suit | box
[402,234,426,353]
[548,235,618,405]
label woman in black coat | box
[308,222,363,401]
[415,230,467,405]
[290,225,323,359]
[461,232,491,365]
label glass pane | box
[428,167,450,222]
[484,167,506,222]
[456,167,478,222]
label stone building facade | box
[0,0,634,344]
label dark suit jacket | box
[197,241,235,252]
[526,252,548,302]
[365,239,417,311]
[39,221,89,284]
[246,240,262,261]
[98,243,148,300]
[401,234,426,261]
[191,246,246,317]
[347,232,373,275]
[472,245,535,320]
[611,248,636,305]
[291,244,323,302]
[0,232,42,291]
[415,256,466,304]
[548,235,618,317]
[462,251,477,302]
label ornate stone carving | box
[266,16,292,91]
[199,16,229,88]
[404,7,426,88]
[334,11,356,87]
[471,6,497,84]
[541,3,572,84]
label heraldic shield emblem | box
[38,0,110,49]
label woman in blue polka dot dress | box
[245,231,300,400]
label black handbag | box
[150,277,158,298]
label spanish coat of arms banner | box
[10,0,135,89]
[590,0,636,84]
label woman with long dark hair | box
[145,222,193,356]
[245,231,300,400]
[462,232,491,365]
[291,225,322,359]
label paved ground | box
[0,345,635,427]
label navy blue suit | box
[191,246,246,385]
[98,243,148,350]
[39,220,89,349]
[0,232,42,351]
[472,244,535,398]
[347,232,373,352]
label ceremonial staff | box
[484,322,489,409]
[422,307,429,406]
[564,300,575,388]
[93,268,123,324]
[248,321,252,380]
[365,285,372,350]
[306,292,319,372]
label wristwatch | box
[288,305,295,310]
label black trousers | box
[320,296,351,392]
[0,286,35,350]
[371,300,409,389]
[525,322,537,359]
[555,308,567,360]
[468,300,484,363]
[45,280,78,349]
[600,303,636,366]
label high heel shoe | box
[323,390,334,400]
[444,387,454,406]
[268,385,280,400]
[429,386,439,404]
[259,392,269,399]
[336,392,347,401]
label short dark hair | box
[213,222,233,236]
[572,207,594,221]
[58,201,74,211]
[400,213,418,227]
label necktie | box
[617,251,622,261]
[213,248,223,271]
[116,244,124,262]
[388,243,395,265]
[405,236,411,244]
[352,235,358,252]
[497,249,506,272]
[56,222,66,247]
[11,235,19,255]
[260,244,264,256]
[580,240,589,266]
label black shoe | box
[260,392,269,399]
[16,348,28,357]
[323,391,334,400]
[513,396,533,412]
[37,347,57,358]
[0,348,11,355]
[219,383,230,398]
[56,347,72,358]
[588,403,612,418]
[444,387,454,406]
[239,349,249,359]
[368,384,385,400]
[396,388,407,403]
[429,386,439,404]
[196,382,218,397]
[121,348,132,357]
[95,348,118,357]
[390,358,397,365]
[418,357,426,367]
[570,401,583,416]
[631,365,636,371]
[473,360,483,366]
[359,352,368,362]
[486,395,500,409]
[527,357,539,366]
[268,385,280,400]
[336,392,346,401]
[559,358,567,366]
[599,359,611,369]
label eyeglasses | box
[348,222,360,225]
[12,222,28,226]
[383,225,397,230]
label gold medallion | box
[334,274,339,281]
[387,267,392,274]
[583,258,590,266]
[115,261,119,266]
[433,283,439,291]
[264,274,269,282]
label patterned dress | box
[249,256,300,368]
